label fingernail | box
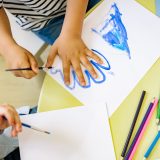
[18,127,22,132]
[65,81,70,86]
[81,82,86,86]
[35,68,39,73]
[99,59,103,64]
[11,122,15,126]
[93,73,98,79]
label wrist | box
[0,38,17,57]
[60,25,82,38]
[0,40,18,59]
[60,31,81,39]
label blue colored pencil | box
[22,123,51,134]
[124,100,154,160]
[143,131,160,159]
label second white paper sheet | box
[18,103,115,160]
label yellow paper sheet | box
[110,58,160,160]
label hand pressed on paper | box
[3,44,39,79]
[0,104,22,137]
[46,35,103,86]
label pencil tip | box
[156,118,159,124]
[152,97,155,102]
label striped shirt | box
[0,0,67,31]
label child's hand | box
[3,44,39,79]
[46,35,103,86]
[0,104,22,137]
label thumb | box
[0,116,8,130]
[45,45,57,68]
[28,54,39,73]
[0,116,3,128]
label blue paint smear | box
[50,49,111,90]
[92,3,131,59]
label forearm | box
[61,0,89,37]
[0,8,16,56]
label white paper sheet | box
[47,0,160,116]
[18,103,115,160]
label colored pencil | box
[156,95,160,124]
[22,122,51,134]
[120,90,146,159]
[128,98,159,160]
[143,131,160,159]
[5,66,53,71]
[124,100,154,160]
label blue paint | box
[92,3,131,59]
[50,49,111,90]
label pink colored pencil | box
[128,98,159,160]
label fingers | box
[14,111,22,133]
[45,45,57,68]
[0,104,22,137]
[9,115,21,137]
[19,53,39,79]
[11,111,22,137]
[71,49,102,85]
[0,116,3,127]
[62,60,70,85]
[13,70,36,79]
[46,43,102,86]
[28,54,39,74]
[86,49,103,64]
[1,107,15,127]
[80,56,97,79]
[78,49,104,82]
[20,53,38,79]
[5,45,38,79]
[72,59,86,86]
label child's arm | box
[46,0,103,86]
[0,8,39,79]
[0,104,22,137]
